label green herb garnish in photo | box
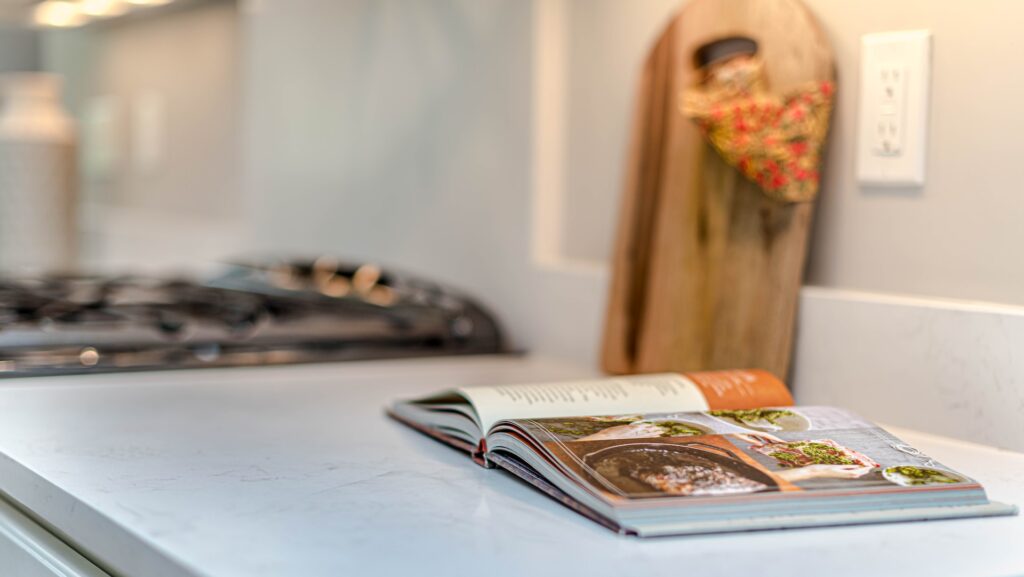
[709,408,795,427]
[652,421,705,437]
[886,466,960,485]
[781,441,856,466]
[543,418,638,438]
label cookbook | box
[388,370,1016,537]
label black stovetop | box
[0,258,505,376]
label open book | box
[388,370,1016,536]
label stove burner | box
[1,277,263,334]
[0,259,506,376]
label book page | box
[461,374,710,433]
[460,370,793,433]
[503,406,983,505]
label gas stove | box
[0,258,506,376]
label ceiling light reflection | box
[33,1,87,28]
[78,0,128,17]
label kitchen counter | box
[0,356,1022,577]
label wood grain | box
[601,0,835,380]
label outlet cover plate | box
[857,30,932,186]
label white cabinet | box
[0,497,109,577]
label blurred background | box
[1,0,1023,365]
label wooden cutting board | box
[601,0,834,380]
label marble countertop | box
[0,356,1021,577]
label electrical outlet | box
[857,31,931,186]
[873,63,906,156]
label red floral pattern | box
[682,80,835,203]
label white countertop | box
[0,356,1022,577]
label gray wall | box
[561,0,679,262]
[41,0,243,269]
[244,0,533,264]
[243,0,609,361]
[0,25,38,73]
[804,0,1024,307]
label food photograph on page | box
[520,407,975,498]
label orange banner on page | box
[684,369,793,410]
